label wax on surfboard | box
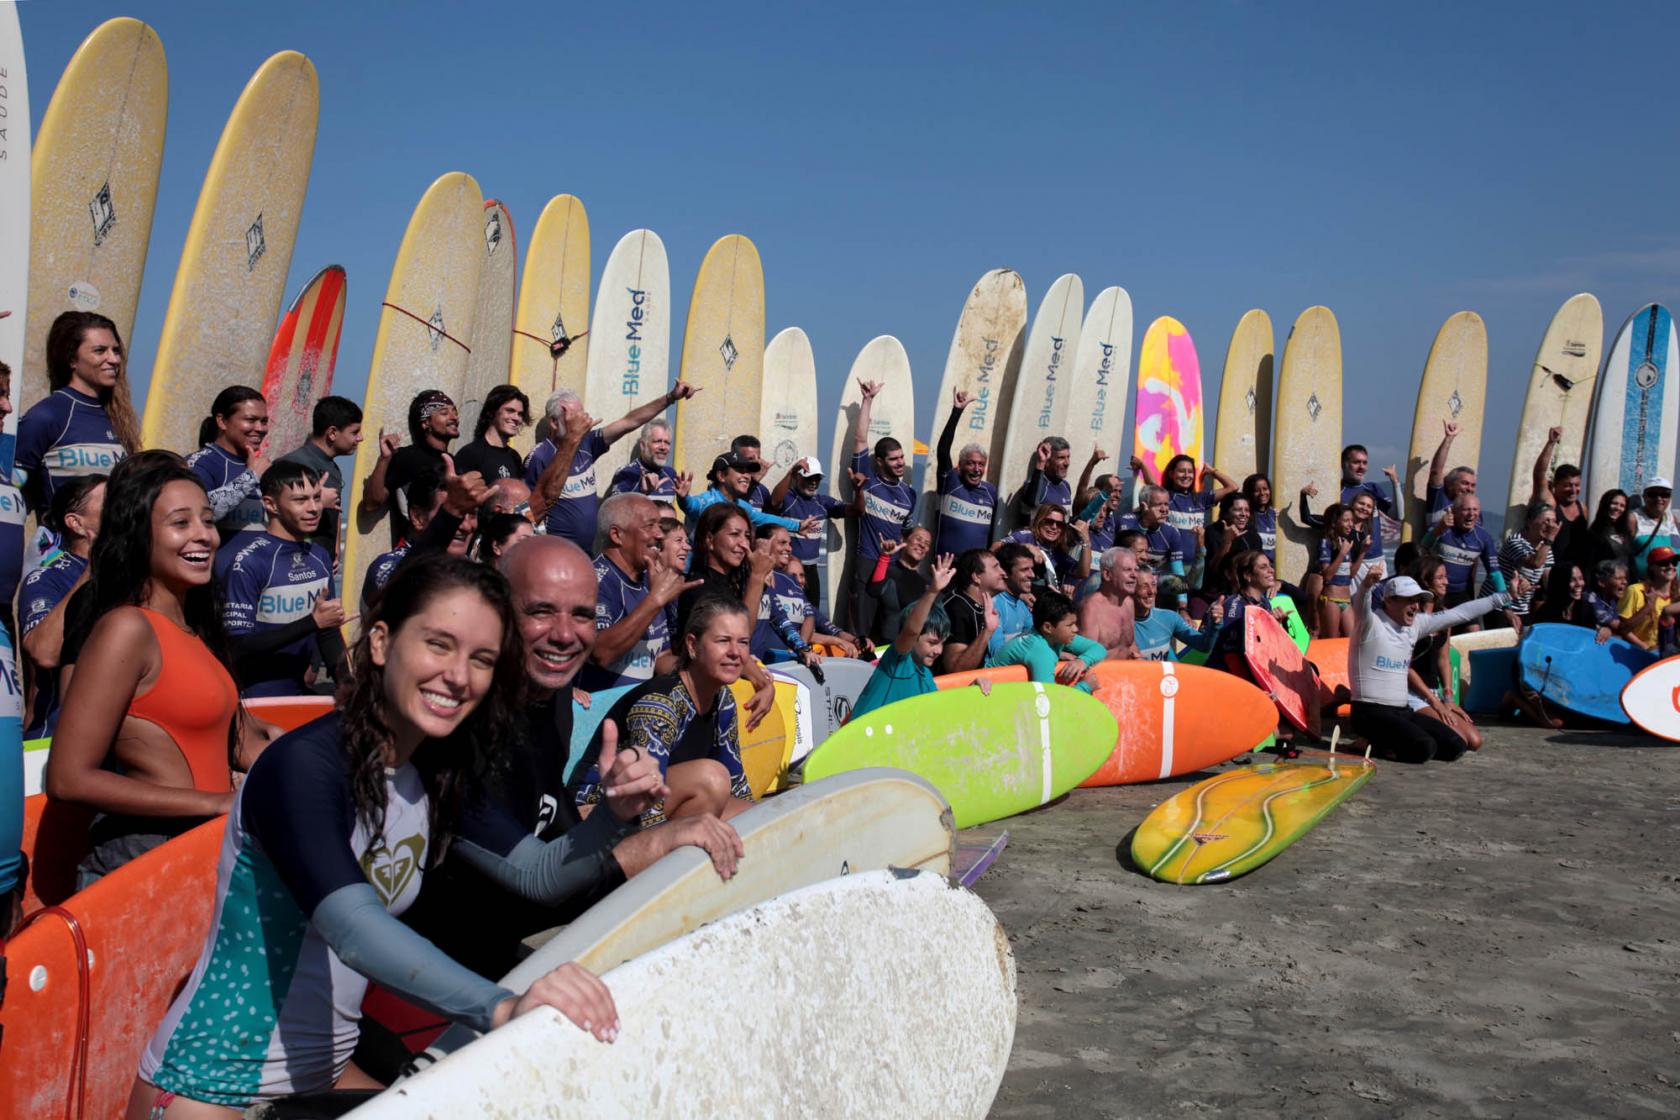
[1134,316,1206,484]
[1585,304,1679,509]
[1404,311,1486,541]
[355,872,1013,1120]
[1212,309,1274,484]
[260,264,346,457]
[509,194,589,453]
[586,229,670,485]
[1079,660,1277,786]
[761,326,821,473]
[457,199,517,442]
[1272,307,1343,585]
[0,6,25,470]
[414,770,954,1064]
[23,17,166,420]
[825,335,914,621]
[1131,751,1373,884]
[996,272,1083,530]
[673,234,764,476]
[919,268,1027,523]
[803,681,1114,828]
[143,51,318,453]
[1505,293,1602,532]
[1059,285,1133,476]
[341,173,485,615]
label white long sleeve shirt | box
[1348,583,1509,707]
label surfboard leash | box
[513,327,589,358]
[380,302,472,352]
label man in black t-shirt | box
[359,389,458,547]
[937,548,1004,674]
[452,384,530,484]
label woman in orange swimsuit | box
[45,451,275,887]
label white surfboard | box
[416,769,953,1062]
[1505,293,1602,529]
[1586,304,1679,508]
[761,326,820,473]
[996,273,1084,528]
[585,229,671,486]
[457,199,517,442]
[826,335,915,620]
[1058,285,1133,483]
[357,871,1014,1120]
[0,5,28,470]
[1619,656,1680,742]
[771,657,877,744]
[920,269,1028,517]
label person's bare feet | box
[1504,689,1562,730]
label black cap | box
[708,453,760,480]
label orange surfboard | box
[1305,637,1351,716]
[0,696,333,1119]
[1080,660,1277,786]
[933,664,1028,690]
[1246,607,1322,736]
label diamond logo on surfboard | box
[485,210,503,256]
[1306,392,1322,422]
[720,335,739,371]
[1448,389,1462,417]
[88,182,116,246]
[1245,386,1256,415]
[246,214,266,272]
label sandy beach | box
[976,722,1680,1118]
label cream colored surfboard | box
[1060,286,1133,479]
[674,234,764,476]
[1404,311,1486,541]
[143,51,318,453]
[0,4,27,468]
[1506,293,1602,528]
[761,326,820,471]
[457,199,517,442]
[341,173,484,613]
[23,17,166,419]
[508,194,589,450]
[366,872,1012,1120]
[827,335,915,619]
[1272,307,1342,582]
[416,769,954,1064]
[920,269,1028,517]
[1213,309,1274,483]
[997,272,1083,525]
[585,229,670,486]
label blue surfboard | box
[1518,623,1656,724]
[568,684,637,783]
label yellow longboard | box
[508,194,589,452]
[1403,311,1486,541]
[341,173,485,613]
[25,17,167,418]
[1132,754,1373,884]
[673,234,764,476]
[458,199,518,441]
[1272,307,1342,585]
[1212,308,1274,483]
[143,50,318,453]
[729,677,799,798]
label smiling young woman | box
[128,554,667,1118]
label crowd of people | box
[0,309,1673,1115]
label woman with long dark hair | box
[45,452,269,886]
[186,385,270,542]
[16,310,141,516]
[130,555,663,1117]
[473,511,534,564]
[1241,473,1279,562]
[1585,488,1634,569]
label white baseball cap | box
[1645,476,1673,492]
[1385,575,1434,601]
[795,456,825,477]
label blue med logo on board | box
[1620,304,1673,493]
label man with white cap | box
[1349,562,1524,764]
[770,456,848,605]
[1630,474,1678,577]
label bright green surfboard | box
[802,682,1115,828]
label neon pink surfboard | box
[1134,316,1205,480]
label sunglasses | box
[1043,518,1066,527]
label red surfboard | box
[261,264,347,456]
[1246,607,1322,736]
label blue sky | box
[18,1,1680,523]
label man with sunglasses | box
[1618,544,1679,653]
[1630,476,1678,578]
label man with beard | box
[846,378,916,639]
[936,548,1003,674]
[400,536,743,982]
[932,389,999,556]
[606,418,679,504]
[360,389,459,548]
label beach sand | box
[975,722,1680,1118]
